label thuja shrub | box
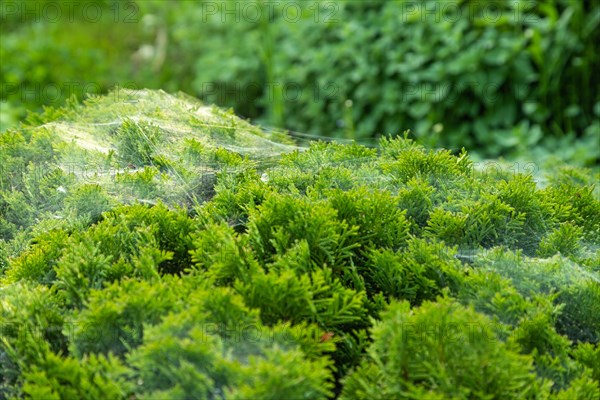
[472,249,600,345]
[340,299,553,399]
[20,352,131,400]
[1,228,69,285]
[1,90,599,397]
[114,119,163,167]
[363,238,465,304]
[0,283,67,397]
[63,184,113,223]
[69,277,187,357]
[125,285,336,400]
[246,193,359,270]
[572,343,600,387]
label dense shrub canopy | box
[1,90,599,398]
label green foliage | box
[1,90,599,398]
[538,222,584,257]
[114,119,163,167]
[1,283,67,396]
[0,190,36,239]
[190,222,257,284]
[572,343,600,387]
[324,187,411,250]
[542,181,600,243]
[1,0,141,125]
[397,177,436,229]
[364,239,464,304]
[173,0,599,163]
[340,299,553,399]
[472,249,600,345]
[64,184,112,222]
[21,352,131,400]
[70,277,185,357]
[555,281,600,344]
[247,193,359,271]
[2,228,69,285]
[236,267,367,331]
[453,267,596,393]
[4,1,598,163]
[49,203,199,307]
[54,239,121,307]
[126,285,335,399]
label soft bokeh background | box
[1,0,598,164]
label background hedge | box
[2,0,599,163]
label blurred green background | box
[1,0,599,164]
